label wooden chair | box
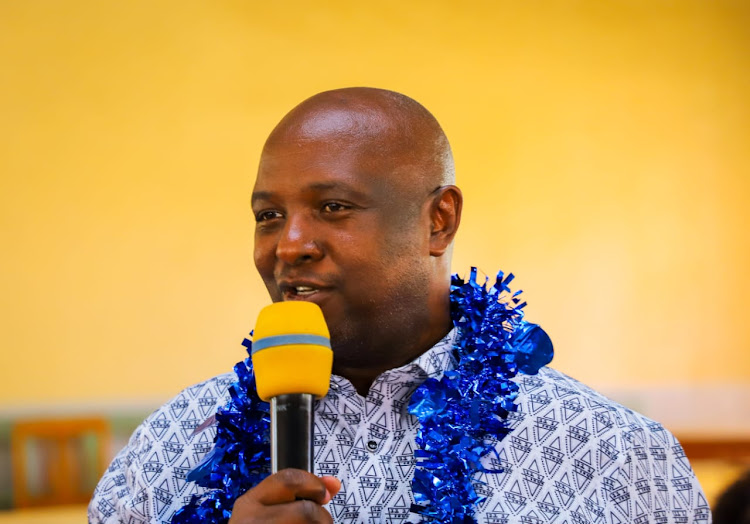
[11,417,111,508]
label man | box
[90,88,710,523]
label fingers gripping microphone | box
[251,302,333,473]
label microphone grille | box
[251,301,333,401]
[253,301,330,341]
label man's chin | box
[328,327,380,365]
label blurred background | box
[1,0,748,520]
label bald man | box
[253,88,460,397]
[90,88,710,524]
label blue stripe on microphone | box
[251,334,331,354]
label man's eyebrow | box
[307,181,366,196]
[252,181,370,204]
[251,190,273,204]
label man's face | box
[252,129,434,366]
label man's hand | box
[228,469,341,523]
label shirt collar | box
[329,327,459,396]
[367,327,459,386]
[410,327,459,378]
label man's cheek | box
[262,277,282,301]
[252,251,267,274]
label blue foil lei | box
[407,267,552,522]
[171,345,271,523]
[172,268,553,524]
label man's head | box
[251,87,462,382]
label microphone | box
[251,301,333,473]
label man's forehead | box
[254,139,425,206]
[255,142,410,193]
[266,103,406,149]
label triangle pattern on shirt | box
[197,389,217,418]
[528,391,551,415]
[358,465,381,505]
[162,432,184,465]
[89,350,709,524]
[170,457,192,496]
[152,479,173,518]
[149,412,171,440]
[537,491,560,521]
[348,437,370,477]
[533,409,559,445]
[504,480,527,514]
[143,452,163,485]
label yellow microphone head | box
[251,301,333,401]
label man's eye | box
[322,202,349,213]
[255,210,282,222]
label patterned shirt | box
[89,330,711,523]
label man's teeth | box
[295,286,317,295]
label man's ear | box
[429,185,463,256]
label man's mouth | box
[278,281,331,301]
[291,286,318,297]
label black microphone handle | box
[270,393,314,473]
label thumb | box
[319,476,341,504]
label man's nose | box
[275,214,323,265]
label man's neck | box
[332,317,453,397]
[329,279,454,396]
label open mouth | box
[280,283,329,301]
[290,286,318,297]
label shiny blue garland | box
[172,268,553,523]
[171,353,271,523]
[408,267,553,522]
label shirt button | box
[367,440,378,451]
[330,383,339,391]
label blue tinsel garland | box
[408,267,553,522]
[172,268,553,523]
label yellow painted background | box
[1,1,748,407]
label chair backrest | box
[10,416,111,508]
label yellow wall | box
[1,1,748,405]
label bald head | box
[263,87,455,193]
